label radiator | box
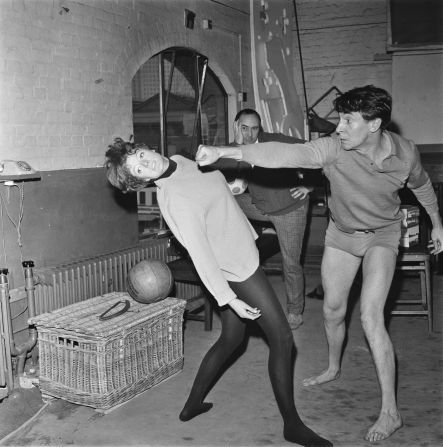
[32,238,203,316]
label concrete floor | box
[0,266,442,447]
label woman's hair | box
[105,138,152,192]
[334,85,392,129]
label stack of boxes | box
[400,205,420,247]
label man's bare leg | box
[360,247,402,442]
[303,247,361,386]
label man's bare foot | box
[302,369,340,387]
[365,410,403,442]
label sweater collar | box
[154,159,177,182]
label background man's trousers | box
[235,193,309,316]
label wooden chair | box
[391,188,438,333]
[250,221,283,274]
[165,226,285,331]
[391,243,433,333]
[167,256,213,331]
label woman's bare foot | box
[302,368,340,387]
[365,410,403,442]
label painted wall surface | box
[2,169,138,289]
[392,52,443,144]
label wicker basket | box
[29,292,186,410]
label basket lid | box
[28,292,185,337]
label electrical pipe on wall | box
[0,268,14,394]
[0,261,38,391]
[202,21,245,107]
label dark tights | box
[179,267,332,447]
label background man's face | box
[236,114,260,145]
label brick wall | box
[0,0,252,170]
[0,0,395,170]
[292,0,391,120]
[3,0,438,169]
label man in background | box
[213,109,314,330]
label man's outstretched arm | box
[196,145,243,166]
[196,138,336,170]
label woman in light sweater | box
[105,138,332,447]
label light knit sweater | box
[241,132,438,232]
[155,155,259,307]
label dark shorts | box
[325,220,401,257]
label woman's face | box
[125,148,168,181]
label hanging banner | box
[250,0,305,138]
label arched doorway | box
[132,47,229,236]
